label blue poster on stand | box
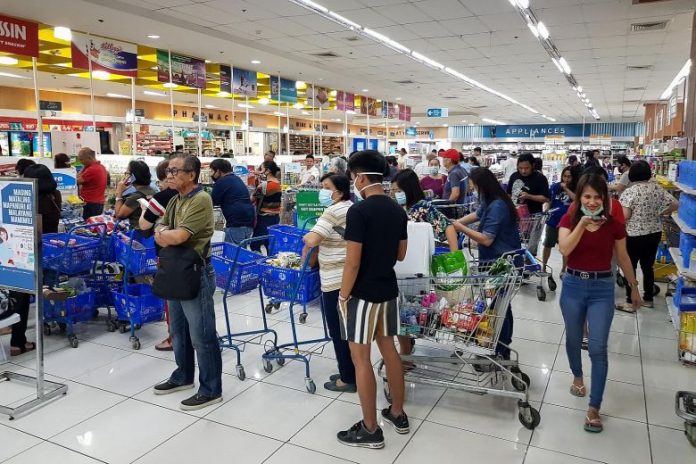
[0,180,36,292]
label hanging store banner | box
[220,65,232,94]
[232,67,257,97]
[270,76,297,103]
[0,14,39,57]
[307,86,330,109]
[482,124,590,139]
[156,49,206,89]
[71,32,138,77]
[399,105,411,122]
[336,91,354,112]
[0,179,37,292]
[360,96,377,116]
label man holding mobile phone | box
[507,153,550,255]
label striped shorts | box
[338,297,400,345]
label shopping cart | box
[259,244,330,394]
[212,238,278,381]
[518,210,557,301]
[432,199,478,220]
[379,261,541,429]
[676,391,696,447]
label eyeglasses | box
[165,168,192,177]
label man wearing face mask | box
[440,148,468,205]
[337,150,410,449]
[210,159,255,245]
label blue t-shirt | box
[443,164,468,204]
[211,173,255,227]
[547,182,572,228]
[476,199,521,262]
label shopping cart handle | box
[238,235,272,249]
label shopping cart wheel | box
[299,313,308,324]
[511,372,531,392]
[305,378,316,394]
[130,337,141,350]
[106,319,117,332]
[616,274,627,288]
[236,365,246,381]
[263,359,273,373]
[276,357,286,367]
[69,337,79,349]
[653,284,661,297]
[383,382,392,404]
[118,323,128,334]
[685,422,696,447]
[547,275,557,292]
[517,401,540,429]
[536,286,546,302]
[58,323,67,334]
[43,324,51,336]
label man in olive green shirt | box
[152,153,222,411]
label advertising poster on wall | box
[232,68,257,97]
[0,179,36,292]
[71,32,138,77]
[399,105,411,122]
[220,65,232,94]
[156,49,206,89]
[336,91,355,112]
[0,14,39,57]
[307,86,330,109]
[270,76,297,103]
[52,168,78,198]
[360,96,377,116]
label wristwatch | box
[629,280,639,289]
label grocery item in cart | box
[265,251,303,269]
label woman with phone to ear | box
[302,173,356,393]
[114,160,156,228]
[558,173,641,434]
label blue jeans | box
[496,305,513,360]
[224,226,253,245]
[251,214,280,252]
[167,264,222,397]
[560,274,615,409]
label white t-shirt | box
[300,166,320,185]
[503,157,518,184]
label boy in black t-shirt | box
[337,150,410,449]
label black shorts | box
[338,297,400,344]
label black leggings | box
[322,290,356,384]
[5,292,30,348]
[625,232,661,302]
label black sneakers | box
[180,393,223,411]
[381,407,410,434]
[153,380,194,396]
[337,421,385,449]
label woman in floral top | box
[392,169,458,251]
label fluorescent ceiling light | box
[411,51,443,70]
[346,110,356,114]
[258,98,270,105]
[576,86,583,92]
[144,90,166,97]
[327,11,361,30]
[293,0,328,13]
[660,59,691,99]
[551,58,564,73]
[218,91,230,97]
[147,34,160,39]
[205,104,217,109]
[54,26,72,41]
[301,111,311,115]
[273,111,285,116]
[251,60,261,64]
[91,70,111,80]
[515,0,530,8]
[334,118,342,122]
[293,102,304,109]
[442,124,448,127]
[295,81,305,88]
[0,57,19,65]
[482,118,506,125]
[468,123,475,126]
[527,23,539,37]
[558,57,571,74]
[106,92,129,99]
[0,71,29,79]
[364,28,410,54]
[536,22,549,39]
[330,90,337,97]
[163,82,178,88]
[415,121,420,124]
[362,89,369,92]
[238,103,254,109]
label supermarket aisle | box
[1,262,695,464]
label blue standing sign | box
[0,179,37,292]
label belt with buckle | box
[566,268,613,280]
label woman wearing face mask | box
[452,167,521,363]
[419,158,447,199]
[558,173,641,433]
[251,160,282,253]
[393,169,458,252]
[302,174,356,393]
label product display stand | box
[0,178,68,420]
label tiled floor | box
[1,253,695,464]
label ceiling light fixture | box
[559,57,571,74]
[0,71,29,79]
[362,89,369,92]
[482,118,506,125]
[218,91,230,97]
[395,97,402,101]
[147,34,160,39]
[238,103,254,109]
[576,86,583,93]
[551,58,564,73]
[527,23,539,37]
[301,111,311,115]
[251,60,261,64]
[205,104,217,109]
[536,22,549,39]
[258,98,270,105]
[660,59,691,99]
[364,28,410,54]
[294,102,304,109]
[273,111,285,116]
[53,26,72,41]
[0,57,19,65]
[106,92,129,99]
[411,51,443,70]
[144,90,166,97]
[204,60,211,64]
[91,70,111,80]
[442,123,448,127]
[163,82,178,88]
[327,11,361,30]
[295,81,305,88]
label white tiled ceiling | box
[3,0,696,124]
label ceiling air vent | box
[393,80,415,84]
[623,99,642,103]
[627,65,654,71]
[345,36,360,42]
[310,51,340,58]
[66,85,89,90]
[630,20,669,32]
[625,86,647,91]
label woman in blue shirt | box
[541,166,578,276]
[453,167,521,360]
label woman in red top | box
[558,173,641,433]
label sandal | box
[584,415,603,433]
[615,304,636,314]
[155,338,173,352]
[10,342,36,357]
[570,384,587,397]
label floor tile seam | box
[0,439,110,464]
[124,417,206,464]
[550,366,645,387]
[530,330,561,447]
[260,443,359,464]
[523,444,611,464]
[44,396,132,441]
[422,415,532,446]
[636,313,655,464]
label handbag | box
[152,198,210,301]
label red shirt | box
[79,161,107,204]
[559,211,626,271]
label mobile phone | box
[332,226,346,238]
[125,174,136,185]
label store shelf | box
[672,213,696,236]
[668,248,696,280]
[666,294,680,331]
[674,181,696,196]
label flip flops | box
[584,415,603,433]
[570,384,587,397]
[10,342,36,357]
